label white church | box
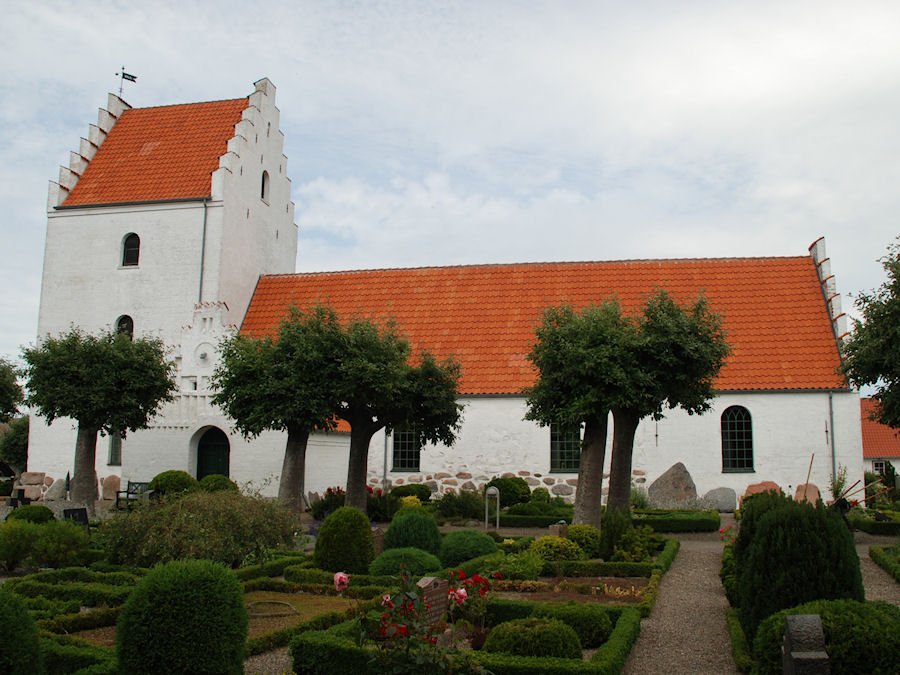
[29,78,864,508]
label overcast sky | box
[2,1,898,362]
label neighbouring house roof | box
[861,398,900,459]
[62,98,248,206]
[242,256,846,396]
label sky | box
[2,1,898,363]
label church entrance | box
[197,427,230,480]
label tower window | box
[122,233,140,266]
[116,315,134,340]
[722,406,754,472]
[260,170,270,201]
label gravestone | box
[43,478,67,501]
[416,576,449,626]
[794,483,820,505]
[101,475,121,501]
[548,522,569,538]
[63,507,90,528]
[648,463,698,509]
[783,614,829,674]
[372,527,384,556]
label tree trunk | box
[72,423,99,512]
[607,407,641,514]
[277,427,310,514]
[572,414,608,528]
[346,425,378,513]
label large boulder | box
[17,471,46,486]
[740,481,782,506]
[648,463,698,509]
[701,487,737,513]
[43,478,67,501]
[101,475,121,501]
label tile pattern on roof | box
[62,98,248,206]
[242,257,845,396]
[861,398,900,459]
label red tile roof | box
[242,256,846,396]
[62,98,248,206]
[861,398,900,459]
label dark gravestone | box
[63,507,90,527]
[372,527,384,556]
[416,576,449,626]
[783,614,830,674]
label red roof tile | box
[62,98,248,206]
[241,257,846,395]
[861,398,900,459]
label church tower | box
[31,78,297,485]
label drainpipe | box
[198,197,209,303]
[829,392,837,480]
[383,431,390,493]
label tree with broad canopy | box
[22,328,176,509]
[841,240,900,429]
[0,357,22,424]
[211,305,345,513]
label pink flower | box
[381,594,395,608]
[333,572,350,592]
[449,587,468,606]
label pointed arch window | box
[722,406,754,472]
[122,233,140,266]
[260,170,270,201]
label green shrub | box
[117,559,247,675]
[752,599,900,675]
[434,489,484,520]
[737,499,864,641]
[497,535,534,554]
[505,500,573,517]
[390,483,432,502]
[383,508,441,555]
[534,601,613,648]
[314,506,375,574]
[310,487,345,520]
[6,504,54,524]
[496,549,544,580]
[0,518,41,572]
[29,520,91,568]
[369,547,442,577]
[611,525,658,563]
[599,508,632,560]
[529,487,550,503]
[97,491,296,568]
[0,480,12,497]
[366,489,398,522]
[486,476,531,507]
[630,485,650,509]
[482,617,581,659]
[198,473,239,493]
[530,535,585,562]
[567,524,601,559]
[438,529,497,567]
[719,543,737,606]
[0,586,43,675]
[148,469,199,496]
[732,490,786,571]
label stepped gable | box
[60,97,248,207]
[241,254,846,396]
[860,398,900,460]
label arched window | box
[721,406,753,472]
[122,233,140,266]
[116,315,134,340]
[260,170,270,201]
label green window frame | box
[392,425,421,472]
[550,423,581,472]
[722,405,754,472]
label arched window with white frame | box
[721,405,754,472]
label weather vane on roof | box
[114,67,137,97]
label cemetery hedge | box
[869,544,900,582]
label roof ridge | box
[272,254,810,278]
[126,96,248,112]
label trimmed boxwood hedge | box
[290,602,642,674]
[0,586,42,675]
[632,509,720,532]
[869,545,900,582]
[39,633,114,675]
[848,516,900,536]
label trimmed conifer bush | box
[599,508,631,560]
[198,473,239,493]
[529,535,585,562]
[390,483,432,502]
[482,617,581,659]
[369,547,442,576]
[0,586,43,675]
[383,508,441,555]
[752,599,900,675]
[737,499,863,641]
[148,469,199,495]
[117,559,247,674]
[486,477,531,507]
[438,529,498,567]
[314,506,375,574]
[6,504,54,524]
[567,524,601,559]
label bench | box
[115,481,151,509]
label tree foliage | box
[0,416,28,473]
[0,358,22,424]
[211,305,345,512]
[22,328,176,506]
[841,240,900,428]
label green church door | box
[197,428,230,480]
